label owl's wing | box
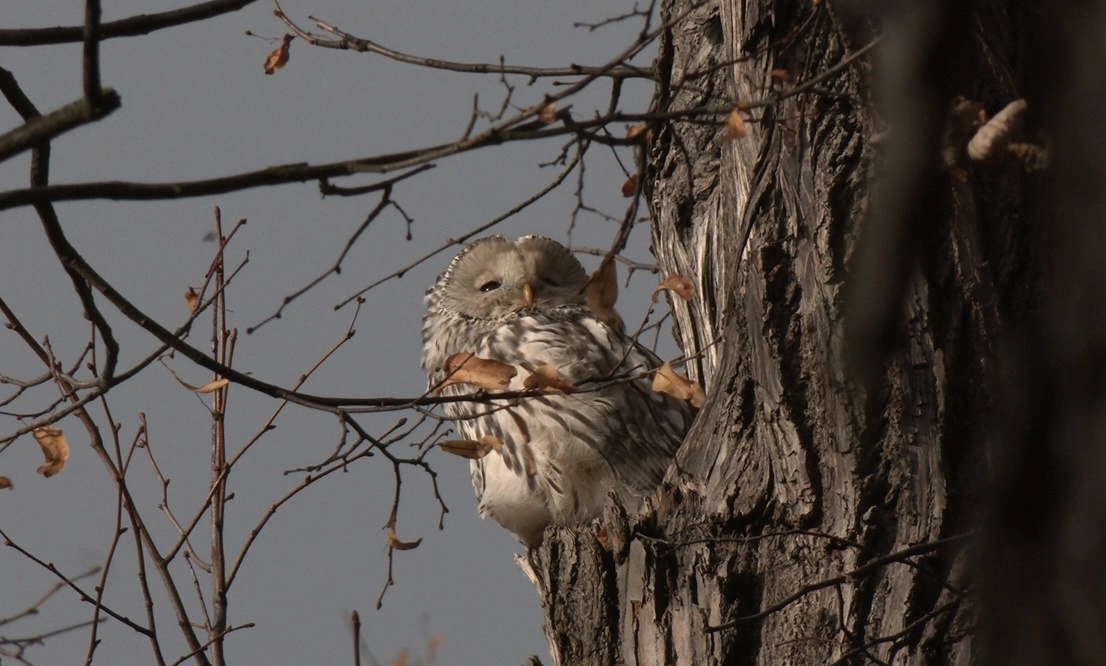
[466,308,695,494]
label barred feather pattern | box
[421,236,695,547]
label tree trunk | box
[525,1,1045,663]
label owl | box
[421,235,695,547]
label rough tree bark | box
[524,1,1049,664]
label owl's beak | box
[520,283,534,308]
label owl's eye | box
[540,276,560,287]
[479,280,502,292]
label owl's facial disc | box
[461,257,535,318]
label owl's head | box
[432,235,589,320]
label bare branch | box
[0,68,120,164]
[273,1,651,82]
[0,0,260,46]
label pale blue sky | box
[1,1,667,664]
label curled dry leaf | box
[0,476,11,490]
[940,96,987,174]
[185,287,200,313]
[626,124,653,141]
[620,175,638,197]
[435,353,516,393]
[523,365,576,394]
[652,273,695,303]
[1007,141,1051,172]
[33,426,69,478]
[193,378,230,394]
[167,367,230,394]
[537,102,558,124]
[387,525,422,551]
[585,257,624,333]
[439,435,503,460]
[967,98,1027,162]
[263,34,294,75]
[721,109,748,142]
[652,361,706,408]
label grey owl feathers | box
[421,235,695,547]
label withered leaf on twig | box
[185,287,200,313]
[523,365,577,394]
[769,68,793,83]
[387,525,422,551]
[192,378,230,394]
[263,34,294,75]
[537,102,558,124]
[585,257,624,333]
[652,273,695,303]
[721,109,748,142]
[652,361,706,408]
[34,426,69,478]
[439,435,503,460]
[967,99,1026,162]
[620,175,638,197]
[435,353,516,393]
[165,364,230,394]
[626,124,653,141]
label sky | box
[0,1,668,664]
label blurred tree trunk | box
[525,0,1054,664]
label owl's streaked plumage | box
[421,235,694,547]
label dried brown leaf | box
[164,364,231,394]
[652,361,706,408]
[185,287,200,313]
[537,102,558,124]
[652,273,695,303]
[435,353,516,393]
[585,258,624,333]
[387,525,422,551]
[626,124,648,140]
[1007,141,1051,172]
[940,96,987,172]
[620,175,638,198]
[263,34,293,75]
[0,476,11,490]
[523,365,576,394]
[596,525,612,552]
[967,98,1027,162]
[769,68,793,83]
[34,426,69,478]
[721,109,748,142]
[439,435,503,460]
